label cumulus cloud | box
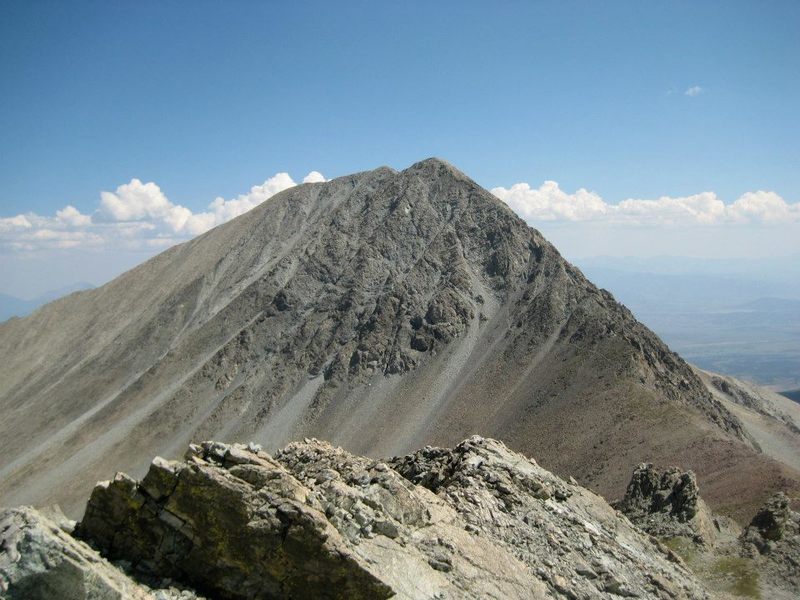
[99,179,173,222]
[196,172,299,233]
[491,181,800,226]
[727,191,799,223]
[0,214,32,232]
[302,171,327,184]
[95,173,305,236]
[491,181,608,222]
[55,205,92,227]
[685,86,703,97]
[1,170,324,252]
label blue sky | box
[1,1,799,296]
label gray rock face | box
[613,463,716,543]
[739,493,800,593]
[744,492,791,543]
[74,437,709,600]
[0,506,200,600]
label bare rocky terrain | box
[3,437,713,599]
[1,158,798,525]
[615,462,800,600]
[4,437,797,599]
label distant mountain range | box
[0,282,95,322]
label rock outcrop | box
[613,463,716,543]
[0,506,202,600]
[743,492,792,545]
[70,437,709,599]
[739,493,800,593]
[615,463,800,599]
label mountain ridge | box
[1,158,797,521]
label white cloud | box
[728,191,800,223]
[100,179,173,222]
[616,192,725,225]
[1,170,324,253]
[56,205,92,227]
[491,181,608,222]
[0,214,32,232]
[97,171,316,236]
[491,181,800,226]
[685,86,703,97]
[195,172,298,233]
[302,171,327,184]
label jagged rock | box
[391,438,709,599]
[737,493,800,595]
[744,492,790,543]
[613,463,716,543]
[76,442,395,600]
[75,438,709,599]
[0,506,201,600]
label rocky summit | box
[4,437,711,600]
[1,159,798,523]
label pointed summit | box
[405,156,470,181]
[1,159,797,522]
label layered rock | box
[73,438,709,599]
[0,506,201,600]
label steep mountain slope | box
[1,158,797,519]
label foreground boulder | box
[0,506,201,600]
[75,443,396,600]
[72,437,707,599]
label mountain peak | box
[0,160,795,526]
[405,156,468,179]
